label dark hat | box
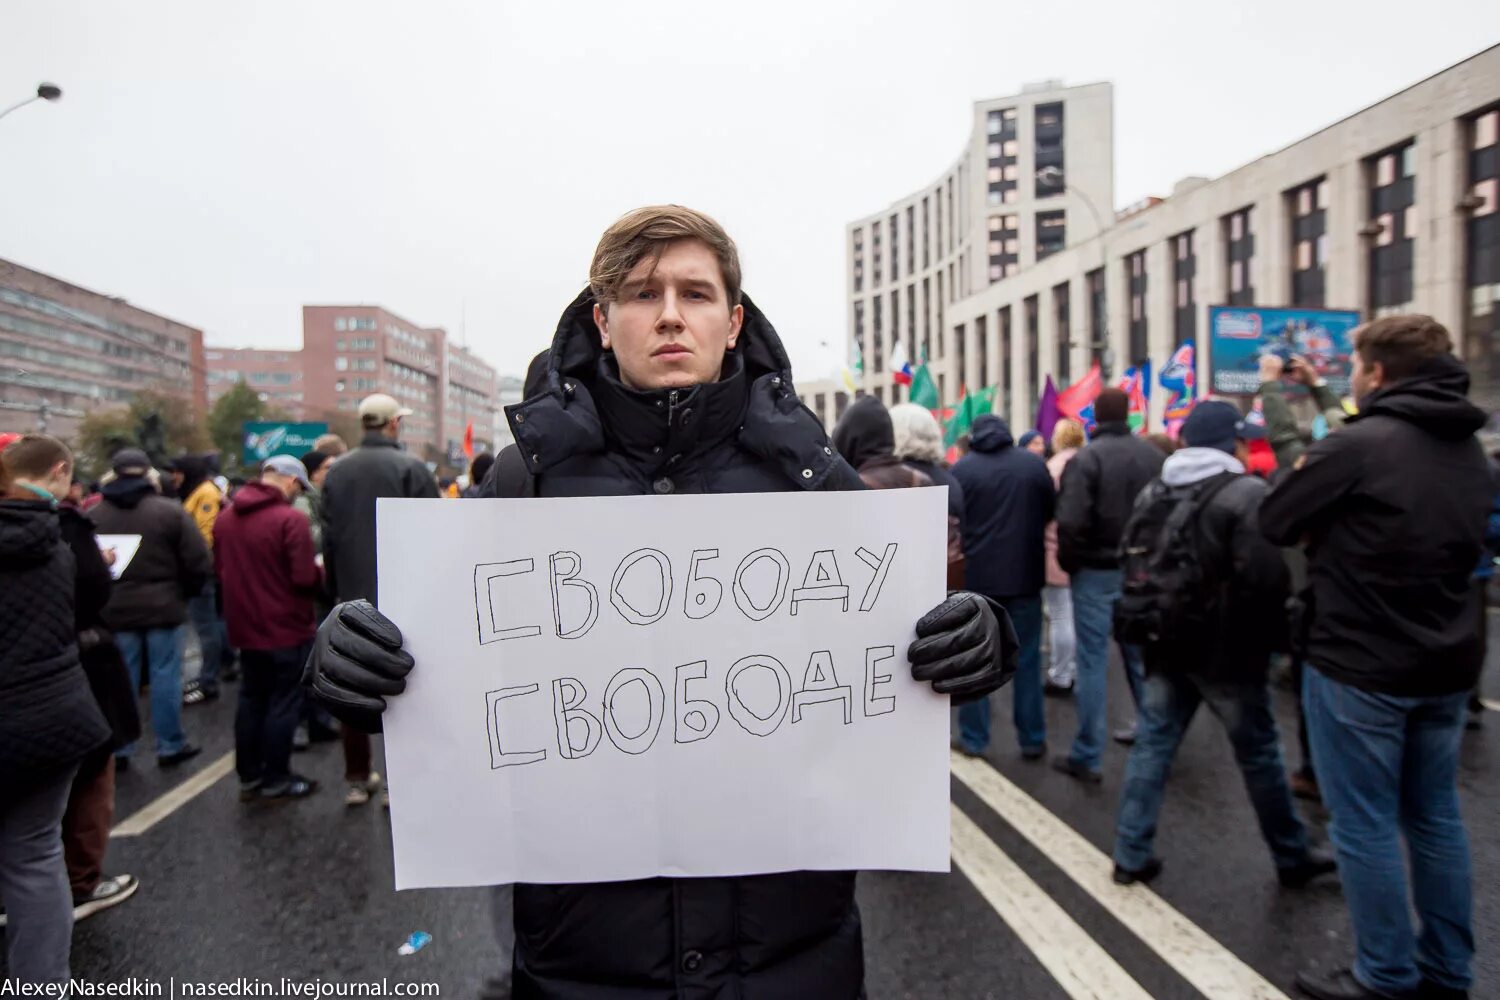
[111,448,152,475]
[1180,400,1265,454]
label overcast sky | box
[2,3,1494,382]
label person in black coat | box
[1108,401,1334,890]
[1260,317,1490,1000]
[1053,389,1165,782]
[304,206,1016,999]
[950,414,1056,759]
[0,435,111,985]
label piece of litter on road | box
[397,931,431,956]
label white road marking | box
[951,803,1153,1000]
[111,751,236,838]
[951,751,1291,1000]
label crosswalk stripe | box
[111,751,235,838]
[951,751,1291,1000]
[951,803,1153,1000]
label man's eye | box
[685,290,707,300]
[636,289,657,300]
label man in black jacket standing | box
[320,392,440,806]
[91,449,212,767]
[951,413,1055,758]
[1263,317,1489,1000]
[1109,401,1334,889]
[305,205,1014,999]
[1053,388,1164,782]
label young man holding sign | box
[306,206,1015,998]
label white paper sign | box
[96,534,142,581]
[377,489,951,889]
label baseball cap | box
[1180,400,1266,454]
[111,448,152,475]
[262,454,311,489]
[358,393,413,425]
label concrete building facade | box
[0,258,207,440]
[803,47,1500,430]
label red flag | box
[462,421,474,459]
[1056,363,1102,421]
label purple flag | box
[1036,375,1061,443]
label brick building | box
[0,257,207,439]
[204,346,308,419]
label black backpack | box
[1113,472,1237,647]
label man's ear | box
[726,304,744,350]
[1369,360,1386,390]
[593,303,610,350]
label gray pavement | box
[7,636,1497,998]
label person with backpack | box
[1108,400,1336,890]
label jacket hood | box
[101,474,157,510]
[1162,446,1245,486]
[503,287,845,488]
[832,395,894,469]
[970,414,1014,453]
[0,499,61,568]
[1355,354,1488,442]
[228,480,288,513]
[171,455,210,501]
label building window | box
[1025,296,1040,416]
[1126,250,1148,365]
[1367,141,1416,312]
[1034,103,1065,199]
[1172,230,1196,348]
[921,278,932,360]
[872,296,884,373]
[906,206,916,277]
[872,221,883,288]
[852,227,865,293]
[890,213,900,281]
[1222,206,1255,306]
[999,306,1013,403]
[976,315,989,389]
[1463,106,1500,410]
[1037,209,1066,260]
[921,198,930,270]
[1288,177,1329,307]
[335,357,349,371]
[987,214,1020,285]
[1054,282,1072,385]
[1086,268,1107,373]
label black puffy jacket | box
[496,289,866,999]
[0,500,110,792]
[1260,356,1491,696]
[951,415,1055,598]
[1055,422,1165,574]
[90,476,212,630]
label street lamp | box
[1036,165,1113,377]
[0,82,63,124]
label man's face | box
[170,470,184,489]
[1350,348,1383,404]
[1025,437,1046,457]
[593,239,744,391]
[310,463,330,488]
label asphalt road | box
[9,635,1498,999]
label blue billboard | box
[1209,306,1361,396]
[242,421,329,465]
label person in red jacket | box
[213,455,321,801]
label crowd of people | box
[0,204,1492,1000]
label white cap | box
[358,393,413,425]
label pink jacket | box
[1044,447,1079,587]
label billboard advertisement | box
[1208,306,1361,396]
[242,421,329,465]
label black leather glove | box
[303,600,415,733]
[907,592,1018,703]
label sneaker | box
[1051,755,1103,784]
[292,724,310,752]
[1112,857,1163,886]
[1112,724,1138,745]
[261,776,319,800]
[1295,966,1409,999]
[157,743,202,767]
[1279,851,1339,888]
[345,771,383,807]
[238,781,263,802]
[1043,680,1074,698]
[1020,745,1046,761]
[73,875,139,922]
[182,681,217,705]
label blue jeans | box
[1304,668,1473,995]
[114,626,188,757]
[186,582,223,695]
[1067,567,1144,771]
[957,594,1044,753]
[1114,671,1310,872]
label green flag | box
[943,385,998,447]
[908,362,939,410]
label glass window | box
[989,264,1003,281]
[1004,215,1019,230]
[1177,279,1189,307]
[987,118,1002,136]
[1376,212,1395,246]
[1297,240,1313,270]
[1316,233,1328,265]
[988,191,1002,206]
[1297,187,1313,216]
[1400,144,1415,178]
[988,239,1002,255]
[1376,154,1396,187]
[1002,188,1018,204]
[988,166,1002,182]
[1404,204,1418,239]
[1231,260,1245,292]
[1003,164,1018,181]
[1003,140,1018,157]
[334,318,347,332]
[1316,180,1329,210]
[988,215,1003,232]
[1230,213,1243,240]
[1474,177,1498,217]
[335,357,349,371]
[987,142,1002,158]
[1476,110,1499,150]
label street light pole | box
[0,83,63,124]
[1036,165,1113,379]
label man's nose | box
[656,291,686,332]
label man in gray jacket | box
[318,393,439,805]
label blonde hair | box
[1051,418,1085,452]
[889,403,944,463]
[589,205,742,308]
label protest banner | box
[377,488,951,889]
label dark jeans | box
[234,643,311,790]
[1114,670,1310,873]
[957,593,1044,753]
[187,582,223,695]
[1304,668,1473,995]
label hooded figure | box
[831,395,931,490]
